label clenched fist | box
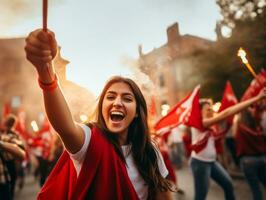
[25,29,57,70]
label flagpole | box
[43,0,48,32]
[42,0,53,80]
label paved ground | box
[14,174,39,200]
[174,164,261,200]
[14,163,265,200]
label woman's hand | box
[25,29,57,72]
[257,87,266,100]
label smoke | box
[0,0,65,32]
[121,55,156,106]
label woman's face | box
[201,103,214,119]
[102,82,137,136]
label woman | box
[24,29,173,200]
[189,91,266,200]
[234,105,266,200]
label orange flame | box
[237,47,248,64]
[237,47,257,78]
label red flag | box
[219,81,238,112]
[2,102,11,118]
[15,108,31,140]
[218,81,238,124]
[154,85,202,132]
[241,70,266,101]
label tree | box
[217,0,266,30]
[197,1,266,101]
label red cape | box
[37,126,139,200]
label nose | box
[113,97,123,107]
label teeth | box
[110,111,124,117]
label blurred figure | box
[0,114,25,200]
[189,89,266,200]
[234,104,266,200]
[168,127,185,169]
[260,106,266,135]
[28,120,53,187]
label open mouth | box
[110,111,125,122]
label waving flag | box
[154,85,202,133]
[241,70,266,101]
[219,81,238,112]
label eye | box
[123,96,134,102]
[106,95,116,100]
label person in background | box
[0,114,25,200]
[167,127,185,169]
[189,90,266,200]
[234,104,266,200]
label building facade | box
[0,38,95,132]
[138,22,213,120]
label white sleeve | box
[68,124,91,176]
[156,148,169,178]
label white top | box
[190,127,216,162]
[168,127,183,144]
[69,124,168,200]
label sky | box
[1,0,222,96]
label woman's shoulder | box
[81,123,111,145]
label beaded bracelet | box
[38,75,58,91]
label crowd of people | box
[0,113,63,200]
[0,27,265,200]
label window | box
[159,74,165,88]
[11,96,21,108]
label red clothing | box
[188,125,230,155]
[182,134,192,157]
[236,124,266,157]
[160,150,176,184]
[37,126,139,200]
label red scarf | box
[37,126,139,200]
[190,124,230,154]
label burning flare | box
[237,47,257,78]
[237,48,248,64]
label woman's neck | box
[117,132,128,146]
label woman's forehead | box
[106,82,134,95]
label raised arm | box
[203,88,266,128]
[0,141,25,160]
[25,29,84,153]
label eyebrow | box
[106,91,134,97]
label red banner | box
[154,85,202,133]
[241,70,266,101]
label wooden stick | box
[43,0,48,32]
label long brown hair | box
[90,76,173,196]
